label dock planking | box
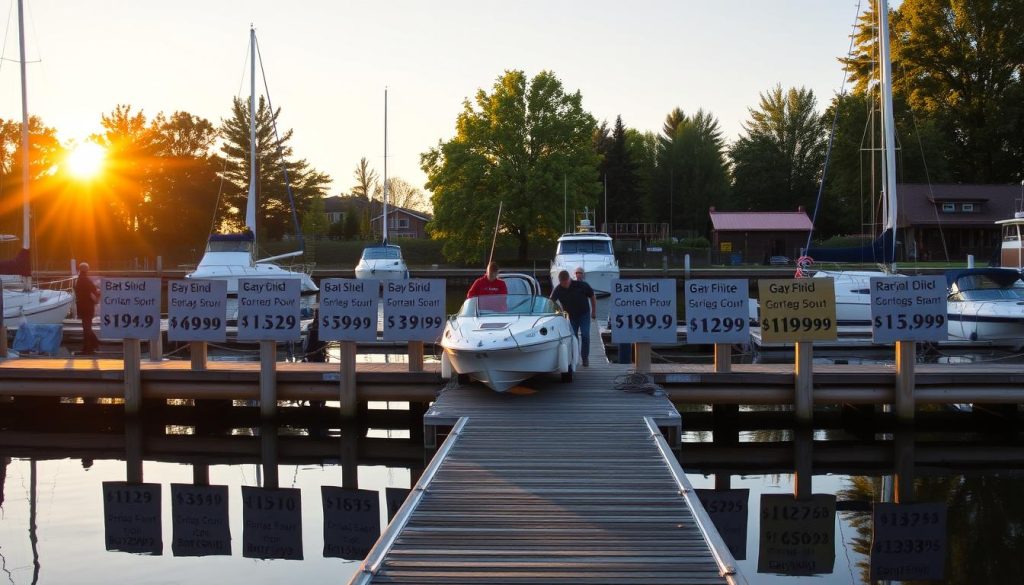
[351,332,745,585]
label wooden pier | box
[350,335,746,585]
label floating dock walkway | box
[350,335,745,585]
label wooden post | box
[339,341,357,419]
[793,428,813,500]
[713,343,732,373]
[794,341,814,424]
[0,325,7,358]
[893,429,914,503]
[123,339,142,416]
[190,341,207,371]
[895,340,915,423]
[125,419,144,484]
[259,341,277,419]
[408,340,424,372]
[714,474,731,490]
[193,464,210,486]
[341,424,359,489]
[148,332,162,362]
[260,422,279,489]
[634,342,652,374]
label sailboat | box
[186,27,318,308]
[355,89,409,281]
[0,0,74,328]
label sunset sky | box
[0,0,874,196]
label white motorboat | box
[946,269,1024,347]
[356,88,408,281]
[440,274,580,392]
[549,209,619,296]
[185,28,318,311]
[0,2,73,328]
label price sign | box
[102,481,162,555]
[322,486,381,559]
[167,280,227,342]
[685,279,749,344]
[758,494,836,575]
[757,279,837,342]
[171,484,231,557]
[237,278,301,342]
[870,276,947,343]
[320,279,378,342]
[99,278,161,339]
[382,279,445,342]
[386,487,411,521]
[870,502,947,581]
[696,489,749,560]
[241,486,303,560]
[610,279,677,344]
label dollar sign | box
[689,318,697,332]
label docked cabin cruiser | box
[996,209,1024,270]
[440,274,580,392]
[354,243,409,280]
[946,268,1024,346]
[549,211,619,296]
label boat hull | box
[444,338,571,392]
[354,262,409,280]
[3,288,73,327]
[947,302,1024,347]
[549,264,618,296]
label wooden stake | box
[895,340,915,423]
[713,343,732,373]
[0,325,7,358]
[794,341,814,424]
[339,341,357,418]
[148,332,162,362]
[408,340,424,373]
[259,341,277,419]
[190,341,207,371]
[634,342,652,374]
[123,338,142,416]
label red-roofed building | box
[709,207,812,265]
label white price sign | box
[167,280,227,342]
[610,279,677,344]
[237,278,301,342]
[320,279,378,342]
[870,276,947,343]
[99,278,161,339]
[685,279,749,344]
[382,279,445,342]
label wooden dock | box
[350,334,745,585]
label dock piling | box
[633,342,652,373]
[408,341,424,372]
[123,339,142,415]
[259,341,277,419]
[0,325,7,358]
[895,340,915,423]
[794,341,814,423]
[189,341,207,371]
[148,333,162,362]
[339,341,357,418]
[714,343,732,373]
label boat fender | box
[440,352,453,380]
[557,342,569,373]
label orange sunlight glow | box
[65,142,107,179]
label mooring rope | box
[613,373,665,396]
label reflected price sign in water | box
[869,276,947,343]
[758,493,836,576]
[241,486,303,560]
[696,488,749,560]
[237,278,301,342]
[102,481,162,555]
[870,502,947,581]
[320,279,378,342]
[609,279,677,344]
[321,486,381,560]
[167,280,227,343]
[170,484,231,557]
[685,279,749,344]
[756,279,837,343]
[99,278,161,339]
[382,279,445,342]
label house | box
[323,195,348,224]
[896,183,1022,262]
[709,207,813,265]
[371,206,432,239]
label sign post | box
[382,279,445,372]
[0,290,6,358]
[167,279,227,371]
[237,279,301,419]
[757,279,837,423]
[869,276,946,423]
[685,279,749,373]
[610,279,677,374]
[320,279,378,418]
[100,278,161,415]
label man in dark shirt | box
[549,269,597,366]
[74,262,100,355]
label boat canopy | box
[361,244,403,260]
[805,229,897,263]
[458,294,558,317]
[556,239,613,255]
[946,268,1024,291]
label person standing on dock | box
[550,268,597,367]
[74,262,100,355]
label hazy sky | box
[0,0,877,196]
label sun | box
[65,142,107,179]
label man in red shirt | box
[467,262,508,311]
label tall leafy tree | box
[219,96,330,241]
[730,85,826,212]
[94,104,158,236]
[596,116,641,224]
[423,70,600,262]
[374,176,431,214]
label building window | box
[390,217,410,229]
[941,203,956,213]
[962,203,974,212]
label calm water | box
[0,406,1021,584]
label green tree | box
[423,70,600,262]
[596,116,641,224]
[730,85,826,213]
[374,176,431,214]
[94,104,159,236]
[624,128,658,222]
[219,96,330,242]
[300,195,329,262]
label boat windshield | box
[557,240,612,255]
[206,240,252,253]
[953,275,1024,301]
[361,246,402,260]
[458,294,559,317]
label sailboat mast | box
[245,27,258,240]
[17,0,29,252]
[383,88,388,244]
[878,0,898,259]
